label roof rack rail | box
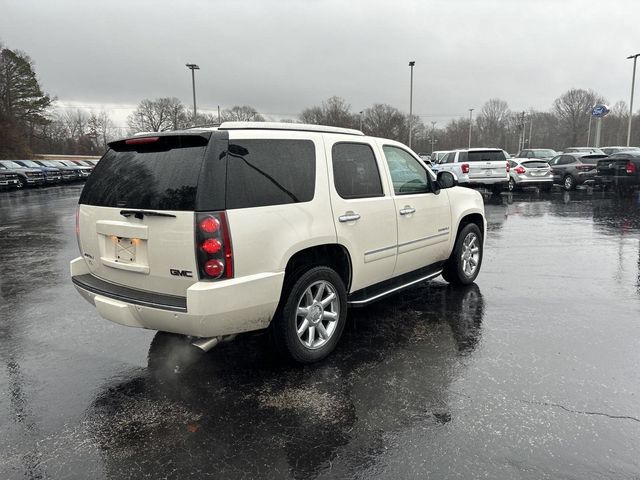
[218,121,364,136]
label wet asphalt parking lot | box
[1,184,639,479]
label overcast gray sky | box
[1,0,639,129]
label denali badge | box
[170,269,193,278]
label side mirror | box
[437,170,458,189]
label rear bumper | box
[594,175,639,186]
[514,177,553,186]
[467,179,508,187]
[70,257,284,338]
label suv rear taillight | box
[195,212,233,280]
[461,163,470,174]
[514,166,525,174]
[626,161,637,174]
[506,161,510,173]
[576,165,593,172]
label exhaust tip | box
[191,336,220,352]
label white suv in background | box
[434,148,510,194]
[71,122,486,363]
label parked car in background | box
[515,149,558,161]
[0,164,20,189]
[31,160,79,182]
[57,160,93,176]
[14,160,63,184]
[595,151,640,193]
[417,153,432,166]
[435,148,509,194]
[600,146,640,156]
[549,152,607,190]
[67,159,96,170]
[34,160,88,180]
[562,147,606,155]
[430,150,450,165]
[507,158,553,191]
[0,160,46,188]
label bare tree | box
[300,96,357,129]
[553,88,605,147]
[221,105,265,122]
[87,111,115,152]
[476,98,510,147]
[127,97,188,133]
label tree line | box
[2,42,639,160]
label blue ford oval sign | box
[591,104,610,118]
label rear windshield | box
[580,155,607,164]
[462,150,506,162]
[532,150,556,158]
[521,161,548,169]
[80,135,209,210]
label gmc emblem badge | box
[170,269,193,278]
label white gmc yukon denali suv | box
[71,122,486,363]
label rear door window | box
[80,134,209,211]
[226,139,315,209]
[332,142,383,199]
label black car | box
[549,153,608,190]
[0,160,46,188]
[14,160,63,184]
[595,151,640,193]
[33,160,82,181]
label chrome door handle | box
[338,212,361,223]
[399,207,416,215]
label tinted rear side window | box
[225,139,315,209]
[467,150,506,162]
[332,142,383,199]
[79,135,209,210]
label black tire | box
[507,178,516,192]
[271,266,347,364]
[442,223,483,286]
[563,175,575,191]
[16,177,26,189]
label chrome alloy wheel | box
[461,232,480,277]
[296,280,340,350]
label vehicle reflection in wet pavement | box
[1,186,639,479]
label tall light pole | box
[468,108,474,149]
[186,63,200,124]
[431,121,437,153]
[408,61,415,148]
[359,111,364,131]
[626,53,640,147]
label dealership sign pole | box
[591,104,610,148]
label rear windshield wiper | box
[120,209,177,219]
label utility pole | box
[627,53,640,146]
[359,111,364,131]
[408,61,415,148]
[587,113,593,147]
[468,109,474,148]
[186,63,200,125]
[431,121,437,153]
[528,116,533,148]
